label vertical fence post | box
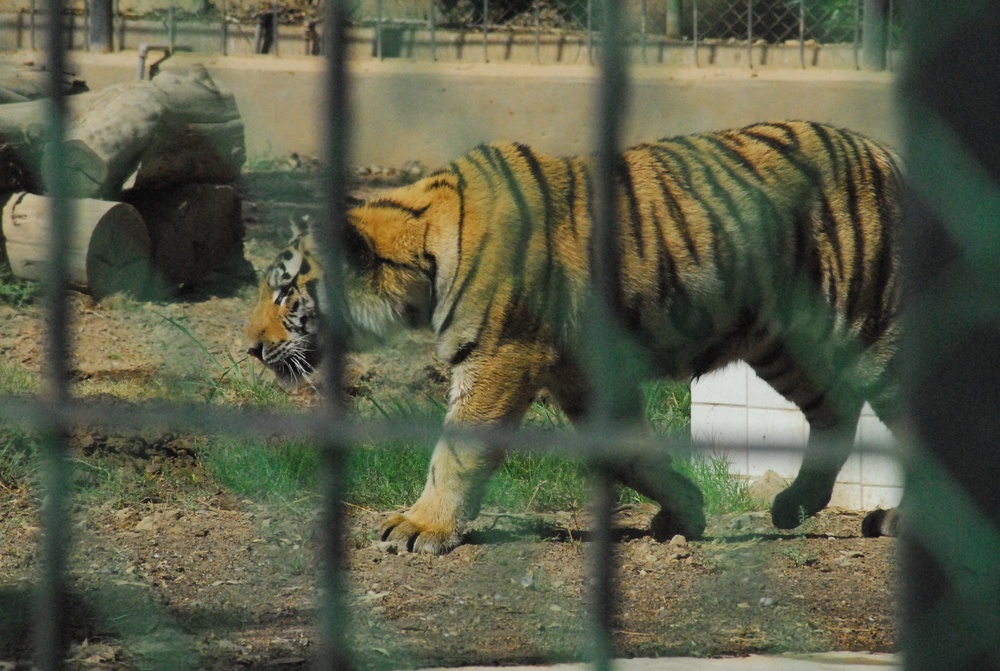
[167,3,175,52]
[482,0,488,62]
[861,0,887,70]
[798,0,805,68]
[853,0,861,69]
[376,0,383,60]
[692,0,699,66]
[590,0,630,668]
[429,0,437,61]
[35,0,75,665]
[665,0,680,39]
[885,0,894,71]
[220,0,227,55]
[316,0,353,668]
[900,3,1000,670]
[272,0,279,55]
[640,0,648,64]
[746,0,753,68]
[87,0,115,54]
[534,0,540,63]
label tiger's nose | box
[247,344,264,361]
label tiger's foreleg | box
[379,344,548,554]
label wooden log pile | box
[0,62,250,299]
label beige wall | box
[66,52,898,169]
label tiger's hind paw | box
[378,513,461,555]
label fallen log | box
[49,64,245,198]
[122,183,249,292]
[1,192,151,298]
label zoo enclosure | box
[7,0,1000,670]
[2,0,899,68]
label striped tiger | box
[246,120,904,554]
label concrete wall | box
[64,52,898,169]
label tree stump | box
[1,192,151,298]
[123,183,247,291]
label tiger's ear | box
[289,215,311,240]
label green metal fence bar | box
[899,1,1000,669]
[35,0,75,663]
[316,0,354,667]
[589,0,630,668]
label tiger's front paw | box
[378,512,462,555]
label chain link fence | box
[0,0,899,66]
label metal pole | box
[590,0,630,665]
[900,3,1000,669]
[886,0,894,71]
[35,0,75,664]
[640,0,648,65]
[482,0,488,62]
[30,0,35,50]
[853,0,861,69]
[429,0,437,61]
[692,0,699,67]
[862,0,888,70]
[798,0,805,68]
[746,0,753,68]
[272,0,279,56]
[534,0,540,63]
[586,0,592,64]
[316,0,353,669]
[220,0,227,54]
[167,3,175,52]
[376,0,383,60]
[665,0,680,39]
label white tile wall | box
[690,362,903,511]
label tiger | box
[246,120,905,554]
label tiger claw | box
[378,513,460,555]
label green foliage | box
[0,362,37,396]
[0,266,39,307]
[201,436,321,505]
[675,452,762,516]
[0,431,35,489]
[156,311,289,408]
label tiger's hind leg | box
[750,346,865,530]
[771,400,864,529]
[379,344,549,554]
[544,361,707,541]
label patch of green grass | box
[0,362,37,395]
[0,266,39,307]
[156,311,289,408]
[0,431,36,489]
[643,379,691,433]
[201,374,756,520]
[675,452,762,516]
[202,436,322,505]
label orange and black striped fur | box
[246,121,904,554]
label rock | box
[749,469,790,505]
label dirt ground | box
[0,172,898,669]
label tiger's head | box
[245,222,323,385]
[246,196,439,386]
